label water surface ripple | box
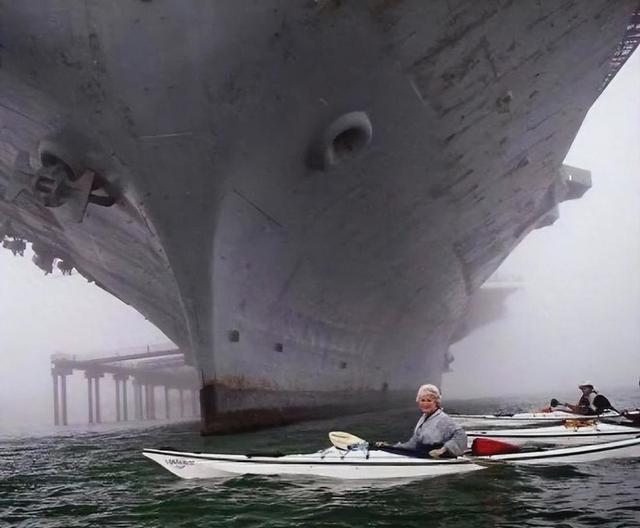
[1,396,639,527]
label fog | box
[444,49,640,399]
[0,52,638,429]
[0,252,169,426]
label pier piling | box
[51,368,71,426]
[52,371,59,426]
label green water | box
[1,396,639,527]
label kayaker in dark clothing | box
[563,382,599,415]
[375,384,467,458]
[540,382,616,414]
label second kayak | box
[451,410,622,427]
[467,422,640,447]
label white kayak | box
[467,422,640,447]
[452,410,621,427]
[143,436,640,480]
[143,446,484,480]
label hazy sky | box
[0,250,168,425]
[445,49,640,398]
[0,51,638,427]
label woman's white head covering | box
[416,384,442,403]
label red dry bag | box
[471,437,521,456]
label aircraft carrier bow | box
[0,1,638,433]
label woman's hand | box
[428,447,447,458]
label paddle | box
[328,431,507,466]
[329,432,436,459]
[328,431,428,455]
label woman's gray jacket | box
[394,409,467,456]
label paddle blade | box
[329,431,367,450]
[471,438,521,456]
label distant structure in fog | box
[51,345,199,426]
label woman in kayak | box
[375,384,467,458]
